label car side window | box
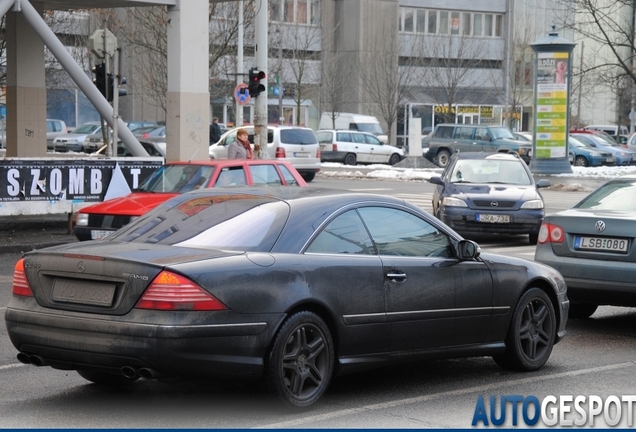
[224,131,237,147]
[215,167,247,187]
[305,210,375,255]
[352,133,366,144]
[249,164,283,186]
[455,127,474,140]
[436,126,454,139]
[337,132,352,142]
[357,207,452,257]
[475,127,491,142]
[365,134,382,145]
[277,165,300,186]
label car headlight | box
[75,213,89,226]
[520,199,544,209]
[442,197,468,207]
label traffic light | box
[118,76,128,98]
[248,67,266,97]
[92,63,107,98]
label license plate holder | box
[476,214,510,223]
[52,280,116,306]
[574,236,628,253]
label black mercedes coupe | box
[5,187,568,409]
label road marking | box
[260,362,636,428]
[0,363,26,371]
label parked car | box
[429,152,550,244]
[568,136,614,167]
[318,112,388,143]
[0,119,68,150]
[53,121,101,152]
[513,131,532,142]
[625,132,636,151]
[316,129,403,165]
[6,187,567,409]
[83,121,159,153]
[570,133,635,165]
[535,174,636,319]
[425,123,532,168]
[138,125,166,139]
[584,124,629,140]
[73,159,307,241]
[90,139,166,158]
[209,125,321,182]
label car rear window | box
[280,129,318,145]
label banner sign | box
[0,158,163,206]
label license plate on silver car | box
[294,152,310,158]
[476,214,510,223]
[574,236,628,253]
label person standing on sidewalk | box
[209,117,222,145]
[228,128,253,159]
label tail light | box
[538,222,565,244]
[12,258,34,297]
[142,133,150,138]
[332,144,337,152]
[275,147,286,158]
[316,147,321,159]
[135,271,228,311]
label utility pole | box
[236,1,244,127]
[253,0,268,159]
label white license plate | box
[574,236,628,252]
[294,152,310,158]
[476,214,510,223]
[606,157,615,163]
[91,230,112,240]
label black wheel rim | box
[281,323,329,402]
[518,297,553,361]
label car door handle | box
[386,271,407,283]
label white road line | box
[0,363,26,371]
[259,362,635,429]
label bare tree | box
[320,24,353,129]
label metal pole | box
[278,32,283,125]
[236,1,244,127]
[113,48,120,154]
[253,0,268,159]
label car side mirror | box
[536,179,551,188]
[428,176,444,186]
[456,239,481,260]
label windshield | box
[575,180,636,210]
[489,127,515,140]
[108,194,290,252]
[74,124,100,134]
[137,164,216,193]
[356,123,384,135]
[450,159,532,185]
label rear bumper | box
[5,300,279,380]
[440,207,543,235]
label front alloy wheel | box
[265,311,334,409]
[493,288,556,371]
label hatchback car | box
[53,121,101,152]
[73,159,307,241]
[7,187,567,409]
[569,136,614,167]
[316,130,403,165]
[535,175,636,319]
[429,152,550,244]
[209,125,321,182]
[571,133,635,165]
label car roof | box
[453,151,521,161]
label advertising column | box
[529,30,575,174]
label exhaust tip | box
[120,366,137,379]
[29,355,46,366]
[17,353,31,364]
[138,368,153,379]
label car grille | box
[87,214,133,229]
[472,200,517,208]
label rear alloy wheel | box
[574,155,588,167]
[344,153,357,165]
[389,153,401,165]
[301,172,316,183]
[77,370,139,385]
[265,311,334,409]
[436,150,451,168]
[568,302,598,319]
[493,288,556,371]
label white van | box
[584,124,629,138]
[319,112,388,143]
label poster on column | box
[0,158,163,215]
[535,52,569,159]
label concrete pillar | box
[165,0,210,162]
[6,1,46,157]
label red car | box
[73,159,307,241]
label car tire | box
[301,172,316,183]
[264,311,334,409]
[389,154,401,165]
[77,370,139,385]
[568,302,598,319]
[493,287,556,371]
[436,150,451,168]
[528,233,538,245]
[574,156,588,167]
[344,153,357,165]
